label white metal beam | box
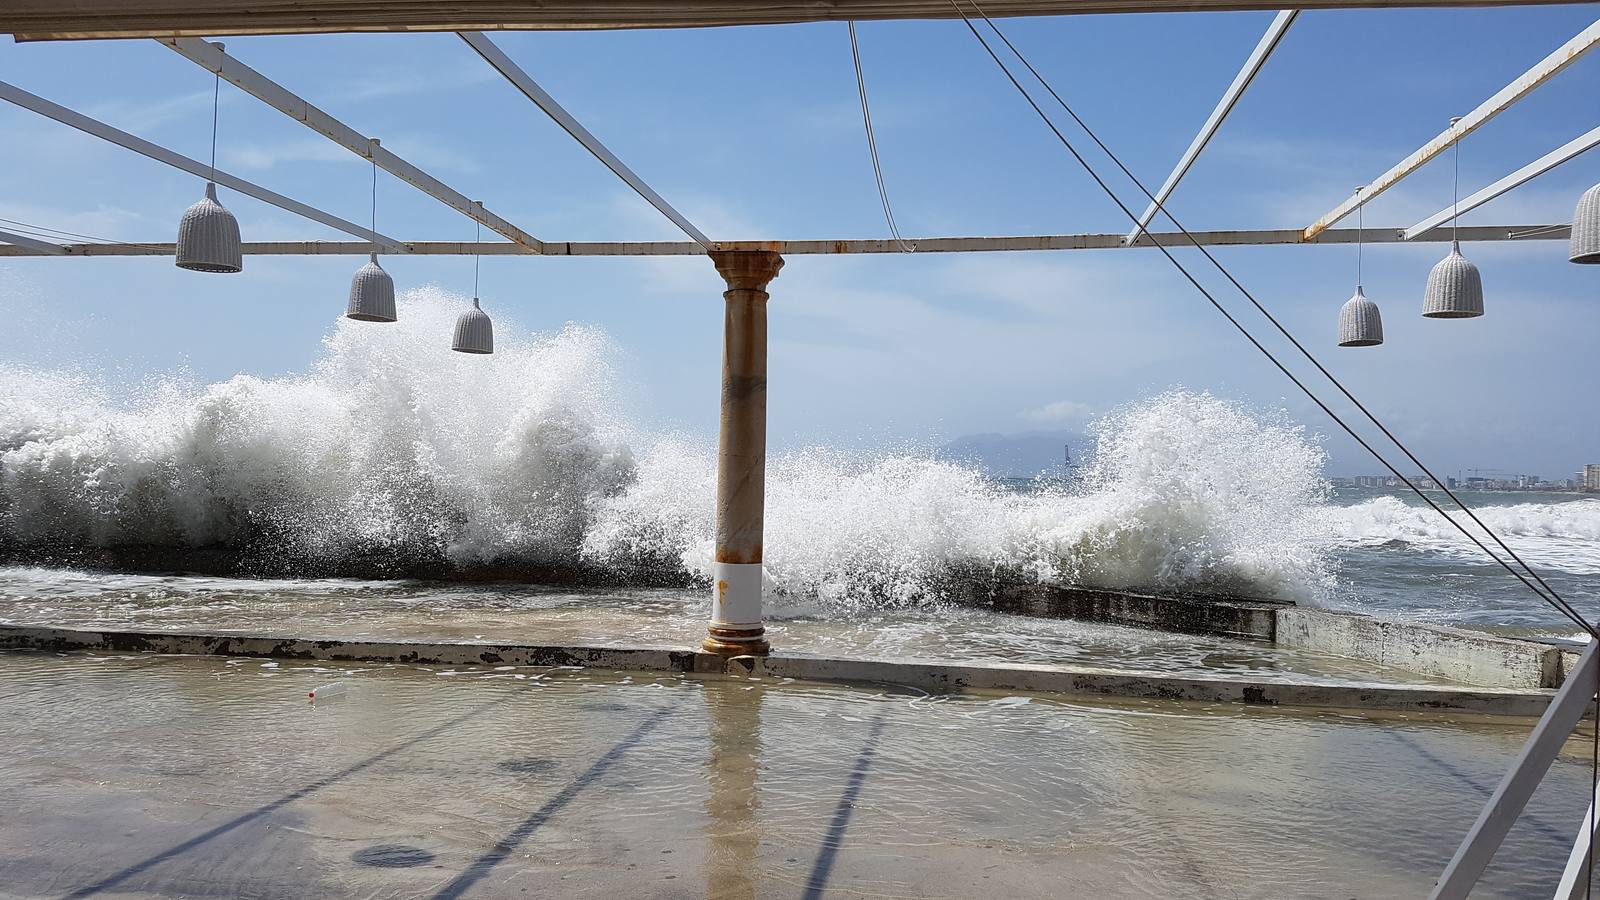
[159,37,544,253]
[1430,639,1599,899]
[1553,781,1600,900]
[1403,124,1600,240]
[6,0,1591,41]
[458,30,713,250]
[1304,18,1600,242]
[0,79,404,251]
[1125,9,1297,245]
[0,223,1569,258]
[4,0,1591,41]
[0,228,68,254]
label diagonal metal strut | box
[458,30,712,250]
[160,37,544,253]
[1125,9,1297,245]
[0,79,404,250]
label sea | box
[1,288,1595,656]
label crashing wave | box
[0,287,1340,601]
[1324,495,1600,575]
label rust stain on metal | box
[715,544,762,564]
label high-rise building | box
[1583,464,1600,492]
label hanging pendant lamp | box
[176,183,242,273]
[347,253,396,321]
[1421,241,1483,318]
[452,207,494,354]
[452,298,494,354]
[1339,287,1383,347]
[1338,187,1383,347]
[346,141,397,322]
[1422,118,1484,318]
[176,45,241,274]
[1571,182,1600,264]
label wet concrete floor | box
[0,650,1593,898]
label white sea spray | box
[1,288,1360,601]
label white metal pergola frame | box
[1,19,1595,257]
[159,37,545,252]
[0,223,1575,258]
[0,79,405,250]
[1303,18,1600,242]
[1405,125,1600,240]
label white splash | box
[0,286,633,571]
[587,390,1335,605]
[1,288,1340,601]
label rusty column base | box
[702,624,770,657]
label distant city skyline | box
[1327,472,1584,491]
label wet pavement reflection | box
[0,650,1591,898]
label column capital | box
[710,250,784,293]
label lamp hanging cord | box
[953,0,1590,634]
[208,70,220,183]
[848,22,914,252]
[950,0,1593,634]
[1356,188,1364,287]
[473,216,481,305]
[1451,117,1463,245]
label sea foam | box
[1,287,1341,602]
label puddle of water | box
[0,650,1588,898]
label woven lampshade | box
[1422,240,1484,318]
[1338,286,1383,347]
[1572,183,1600,264]
[175,182,242,273]
[452,299,494,354]
[345,253,397,322]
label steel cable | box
[848,21,915,252]
[951,0,1594,634]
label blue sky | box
[1,6,1598,478]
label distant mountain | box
[938,430,1090,478]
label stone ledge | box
[1275,608,1561,690]
[981,584,1286,640]
[960,582,1570,691]
[0,624,1555,718]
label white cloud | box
[378,133,484,176]
[325,64,499,103]
[86,89,214,135]
[221,132,485,176]
[223,138,355,171]
[1021,399,1093,425]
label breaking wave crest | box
[0,287,635,578]
[585,393,1333,604]
[1325,496,1600,575]
[0,288,1338,603]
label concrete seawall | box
[976,584,1575,690]
[985,584,1285,641]
[1275,608,1566,690]
[0,624,1560,717]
